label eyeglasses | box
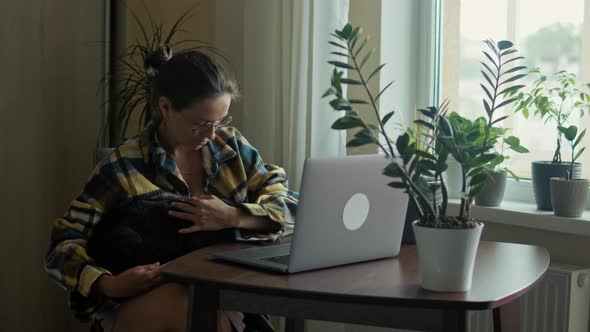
[179,112,233,136]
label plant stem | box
[346,39,437,220]
[459,165,468,218]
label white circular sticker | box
[342,193,370,231]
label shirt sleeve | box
[233,134,299,241]
[44,159,123,322]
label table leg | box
[285,318,305,332]
[493,297,521,332]
[186,284,219,332]
[441,309,469,332]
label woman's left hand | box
[169,195,240,234]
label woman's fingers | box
[168,209,196,221]
[170,201,197,212]
[178,225,202,234]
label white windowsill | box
[447,199,590,237]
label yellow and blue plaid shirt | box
[45,123,298,322]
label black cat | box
[87,191,234,274]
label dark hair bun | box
[144,45,173,77]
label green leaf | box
[328,41,347,50]
[415,150,436,160]
[483,100,492,117]
[470,173,488,186]
[346,136,374,147]
[382,110,395,125]
[341,78,362,85]
[383,161,404,177]
[331,115,366,130]
[330,51,349,57]
[574,147,586,162]
[330,33,346,41]
[342,24,353,39]
[414,119,434,130]
[388,182,407,189]
[482,51,498,69]
[502,66,527,75]
[367,63,386,82]
[491,115,510,126]
[558,125,578,142]
[349,99,369,104]
[497,40,513,50]
[375,81,394,100]
[498,84,525,96]
[481,71,494,89]
[504,56,525,66]
[360,48,375,68]
[574,129,586,148]
[329,98,352,111]
[328,61,354,70]
[354,38,368,57]
[396,133,410,155]
[501,74,527,85]
[480,84,493,102]
[417,108,435,119]
[322,87,336,98]
[501,49,517,56]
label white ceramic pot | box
[412,220,484,292]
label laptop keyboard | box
[261,255,290,265]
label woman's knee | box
[112,282,189,332]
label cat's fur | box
[87,191,234,274]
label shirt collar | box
[141,122,237,171]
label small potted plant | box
[550,125,588,217]
[469,40,529,206]
[323,24,514,291]
[511,69,590,210]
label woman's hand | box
[169,195,240,234]
[97,262,162,298]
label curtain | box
[218,0,349,191]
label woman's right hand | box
[97,262,162,298]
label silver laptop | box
[213,154,409,273]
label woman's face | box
[159,93,232,151]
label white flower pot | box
[412,220,484,292]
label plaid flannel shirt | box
[44,123,298,322]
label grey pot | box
[532,161,582,211]
[550,178,589,217]
[475,171,507,207]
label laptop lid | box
[287,154,409,273]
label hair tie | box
[145,44,173,77]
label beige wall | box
[0,1,105,331]
[0,1,215,331]
[346,0,381,155]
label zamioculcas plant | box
[477,40,529,179]
[323,24,499,226]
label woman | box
[45,50,298,332]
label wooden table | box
[161,241,549,332]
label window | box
[442,0,590,180]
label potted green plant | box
[550,125,588,217]
[97,8,216,161]
[323,24,508,291]
[511,69,590,210]
[469,40,529,206]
